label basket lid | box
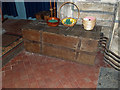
[83,16,96,21]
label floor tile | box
[2,50,109,88]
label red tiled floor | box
[2,50,110,88]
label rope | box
[99,33,120,71]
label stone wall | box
[57,0,120,55]
[109,1,120,55]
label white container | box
[82,16,96,30]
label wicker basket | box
[58,2,80,27]
[82,16,96,30]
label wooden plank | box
[76,51,96,65]
[24,40,41,53]
[42,43,76,61]
[75,2,115,12]
[77,19,113,26]
[42,32,80,50]
[69,25,101,40]
[108,3,118,49]
[22,20,45,32]
[80,38,98,52]
[73,12,114,21]
[2,43,24,67]
[22,29,42,42]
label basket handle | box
[58,2,80,21]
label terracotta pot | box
[47,17,60,27]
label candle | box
[50,0,53,17]
[50,0,52,9]
[54,0,55,7]
[54,0,56,17]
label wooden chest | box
[22,20,101,65]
